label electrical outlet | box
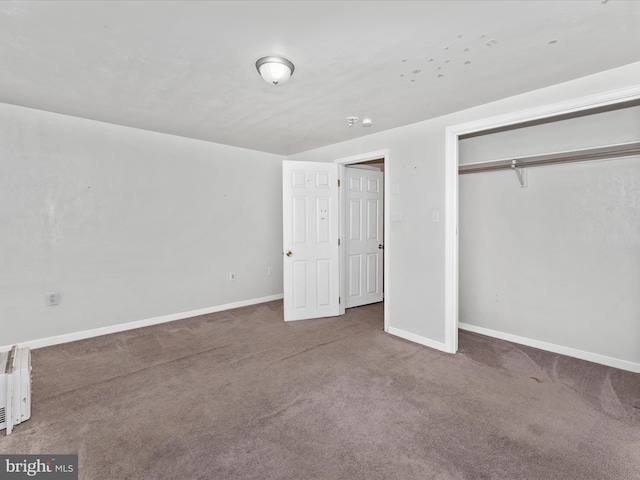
[267,266,274,276]
[229,272,236,282]
[46,291,59,306]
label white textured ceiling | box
[1,0,639,155]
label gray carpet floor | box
[2,300,639,479]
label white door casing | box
[345,167,384,308]
[282,161,340,321]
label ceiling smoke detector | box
[362,118,373,127]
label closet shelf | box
[458,141,640,175]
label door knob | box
[378,244,384,249]
[285,250,293,257]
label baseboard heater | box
[0,346,32,435]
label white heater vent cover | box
[0,346,32,435]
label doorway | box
[335,150,389,333]
[281,149,389,328]
[343,162,384,309]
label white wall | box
[290,123,449,346]
[458,105,640,365]
[459,156,640,365]
[459,106,640,164]
[1,103,284,346]
[288,61,640,366]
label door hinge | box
[338,238,341,246]
[338,179,341,187]
[339,296,341,304]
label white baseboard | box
[387,326,449,353]
[3,294,284,352]
[458,322,640,374]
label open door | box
[345,167,384,308]
[282,161,340,321]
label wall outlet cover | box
[46,292,59,306]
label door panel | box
[366,253,378,294]
[349,199,361,240]
[283,161,340,321]
[367,199,379,239]
[345,167,384,308]
[348,254,361,297]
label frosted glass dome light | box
[256,56,295,85]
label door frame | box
[335,149,389,333]
[444,85,640,355]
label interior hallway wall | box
[1,102,284,346]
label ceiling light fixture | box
[256,56,295,85]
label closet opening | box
[444,89,640,372]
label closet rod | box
[458,141,640,175]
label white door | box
[282,161,340,321]
[345,167,384,308]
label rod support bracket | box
[511,160,527,188]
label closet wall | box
[458,106,640,367]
